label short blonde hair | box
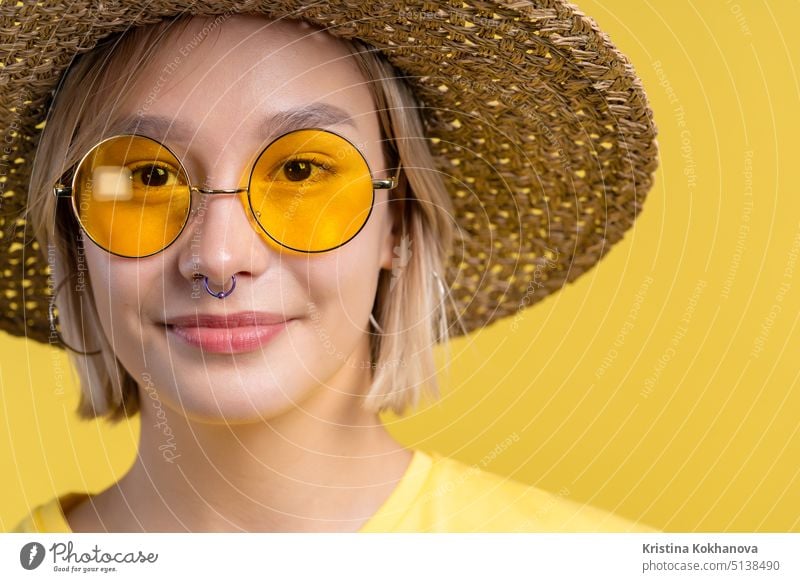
[26,15,458,421]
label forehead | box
[114,14,376,147]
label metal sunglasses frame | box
[53,126,403,258]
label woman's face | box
[81,15,398,422]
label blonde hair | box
[25,15,457,422]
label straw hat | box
[0,0,658,345]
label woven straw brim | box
[0,0,658,345]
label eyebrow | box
[114,103,358,144]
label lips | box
[163,311,294,354]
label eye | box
[283,159,312,182]
[131,163,179,188]
[279,156,336,182]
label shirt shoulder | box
[9,493,87,533]
[394,451,658,532]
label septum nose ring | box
[203,274,237,299]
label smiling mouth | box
[163,313,295,354]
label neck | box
[105,362,412,532]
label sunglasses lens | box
[73,135,191,257]
[249,129,374,253]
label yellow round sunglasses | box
[53,128,402,258]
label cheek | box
[308,210,389,315]
[83,242,157,360]
[301,218,386,352]
[306,255,377,327]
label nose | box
[177,188,271,290]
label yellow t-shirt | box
[11,449,657,533]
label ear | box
[379,181,407,271]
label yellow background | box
[1,0,798,532]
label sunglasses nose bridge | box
[191,187,249,195]
[186,187,252,229]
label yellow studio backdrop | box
[1,0,798,532]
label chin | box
[166,376,314,425]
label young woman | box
[3,3,659,532]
